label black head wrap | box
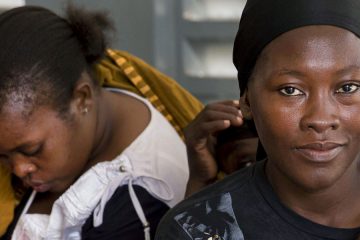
[233,0,360,94]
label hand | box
[184,100,244,197]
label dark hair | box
[215,121,257,148]
[0,5,113,117]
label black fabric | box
[233,0,360,95]
[81,184,169,240]
[156,161,360,240]
[1,189,32,240]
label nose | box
[12,155,37,178]
[300,94,340,133]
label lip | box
[28,181,52,192]
[295,142,344,163]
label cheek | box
[251,99,300,148]
[340,107,360,148]
[42,128,84,176]
[42,136,72,170]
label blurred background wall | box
[0,0,246,103]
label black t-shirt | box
[155,161,360,240]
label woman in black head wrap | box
[156,0,360,239]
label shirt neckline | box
[254,160,360,240]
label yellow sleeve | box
[0,164,16,236]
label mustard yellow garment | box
[0,49,203,236]
[0,164,17,236]
[95,49,204,139]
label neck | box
[266,159,360,228]
[85,89,150,167]
[86,89,117,167]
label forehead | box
[252,25,360,79]
[0,104,60,150]
[0,66,56,115]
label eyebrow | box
[274,65,360,78]
[274,69,305,78]
[334,65,360,76]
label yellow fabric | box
[0,49,204,236]
[95,49,204,139]
[0,164,16,236]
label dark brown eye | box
[279,87,302,96]
[337,84,359,93]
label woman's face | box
[0,99,95,193]
[246,25,360,192]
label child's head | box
[215,124,258,174]
[234,0,360,191]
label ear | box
[240,89,253,120]
[70,73,95,115]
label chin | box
[295,171,341,193]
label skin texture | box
[0,73,150,214]
[241,25,360,228]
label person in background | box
[0,4,203,240]
[184,100,258,196]
[155,0,360,239]
[215,125,258,173]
